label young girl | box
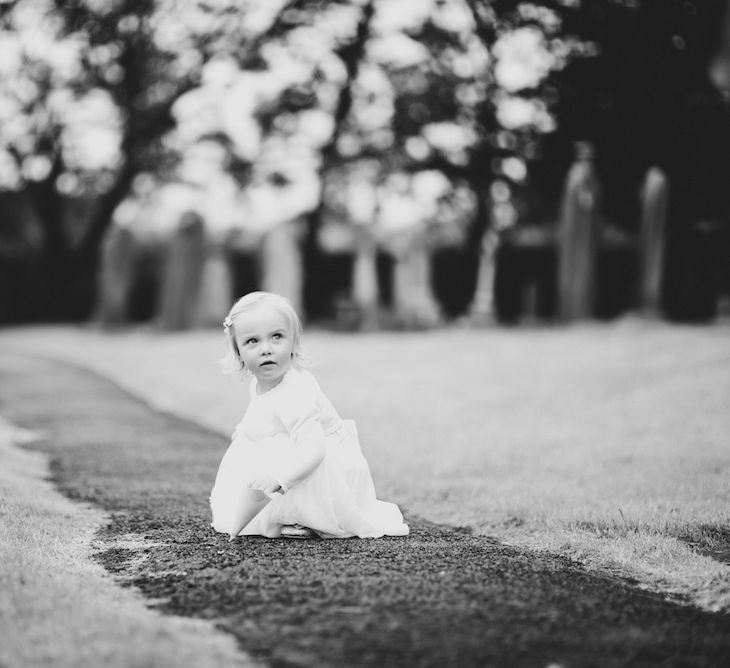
[209,291,409,540]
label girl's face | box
[233,304,295,392]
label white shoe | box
[280,524,314,539]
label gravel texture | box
[1,352,729,668]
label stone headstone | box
[557,142,601,321]
[392,238,441,328]
[96,224,137,326]
[260,220,303,316]
[195,244,234,327]
[158,210,205,330]
[638,167,669,316]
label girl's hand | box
[247,476,286,496]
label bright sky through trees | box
[0,0,577,240]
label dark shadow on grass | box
[680,525,730,566]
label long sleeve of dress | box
[272,376,326,489]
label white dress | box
[209,368,409,539]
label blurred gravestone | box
[96,223,137,326]
[158,210,205,331]
[392,232,441,328]
[708,0,730,101]
[351,227,379,330]
[195,244,234,327]
[557,142,601,321]
[260,220,303,316]
[638,167,669,316]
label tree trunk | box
[467,229,499,324]
[24,161,136,322]
[34,242,99,322]
[25,172,100,321]
[303,0,375,319]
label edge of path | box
[2,352,730,668]
[0,405,260,668]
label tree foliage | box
[8,0,721,322]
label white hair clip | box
[223,316,233,330]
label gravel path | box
[1,353,729,668]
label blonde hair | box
[218,291,311,380]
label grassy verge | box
[1,318,728,612]
[0,416,256,668]
[3,358,728,667]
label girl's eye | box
[245,338,257,345]
[272,333,282,341]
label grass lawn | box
[0,415,255,668]
[0,317,728,613]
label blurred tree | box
[485,0,729,321]
[165,0,587,320]
[10,0,721,324]
[0,0,304,320]
[0,0,597,323]
[545,0,730,320]
[0,0,188,318]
